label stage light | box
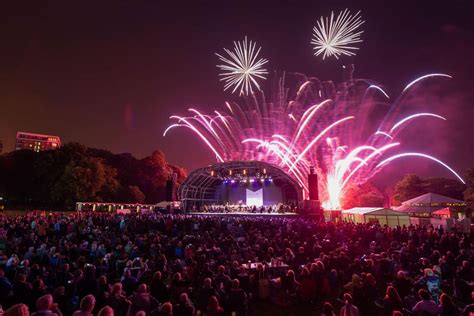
[231,180,236,184]
[242,179,248,183]
[229,169,232,176]
[211,170,215,176]
[263,168,266,174]
[243,169,247,175]
[260,178,265,183]
[250,178,255,183]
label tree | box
[422,177,464,200]
[393,174,425,204]
[125,185,146,203]
[464,168,474,203]
[341,182,386,209]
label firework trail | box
[165,70,463,209]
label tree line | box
[0,143,187,210]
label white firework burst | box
[311,9,365,60]
[216,36,268,96]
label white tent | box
[342,207,410,227]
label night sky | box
[1,1,473,183]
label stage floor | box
[187,212,298,217]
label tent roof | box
[432,207,451,215]
[395,192,465,213]
[342,207,408,216]
[401,192,464,205]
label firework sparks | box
[166,71,461,209]
[311,9,365,59]
[216,36,269,95]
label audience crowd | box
[0,211,473,316]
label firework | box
[216,36,269,95]
[311,9,365,59]
[165,72,461,209]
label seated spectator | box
[174,293,195,316]
[207,296,224,316]
[105,283,131,316]
[159,302,173,316]
[339,293,360,316]
[412,289,440,316]
[31,294,62,316]
[439,293,460,316]
[129,284,159,315]
[321,302,336,316]
[97,306,114,316]
[72,294,96,316]
[3,303,30,316]
[226,279,247,316]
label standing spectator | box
[0,268,13,305]
[3,303,30,316]
[97,306,114,316]
[383,286,403,316]
[72,295,96,316]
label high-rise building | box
[15,132,61,152]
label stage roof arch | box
[179,160,303,209]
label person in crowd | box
[174,293,195,316]
[321,302,336,316]
[72,295,96,316]
[129,284,159,315]
[383,286,403,316]
[439,293,460,316]
[3,304,30,316]
[412,289,440,316]
[31,294,62,316]
[105,283,131,316]
[97,306,114,316]
[207,296,224,316]
[226,279,248,316]
[339,293,359,316]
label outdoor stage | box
[187,212,298,217]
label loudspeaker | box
[308,173,319,201]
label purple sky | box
[1,1,473,183]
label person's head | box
[36,294,53,311]
[111,283,123,295]
[208,296,220,309]
[124,269,131,278]
[218,265,225,274]
[232,278,240,289]
[418,289,431,301]
[343,293,353,304]
[322,302,334,314]
[99,275,108,285]
[97,306,114,316]
[385,286,401,302]
[440,293,454,307]
[79,295,96,313]
[160,302,173,316]
[135,312,146,316]
[138,283,147,293]
[153,271,162,280]
[180,293,189,304]
[4,303,29,316]
[204,278,212,288]
[392,311,403,316]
